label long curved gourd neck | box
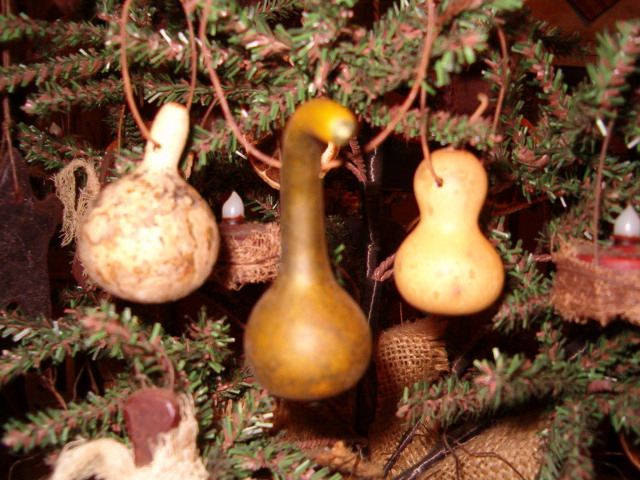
[279,125,335,285]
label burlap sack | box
[551,240,640,326]
[417,412,547,480]
[272,317,547,480]
[368,318,449,474]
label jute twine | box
[551,240,640,326]
[53,158,101,246]
[212,222,280,290]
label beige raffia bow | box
[53,158,101,246]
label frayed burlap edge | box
[53,158,101,246]
[551,240,640,326]
[213,222,280,290]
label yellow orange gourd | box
[244,99,372,401]
[77,103,220,303]
[394,148,504,315]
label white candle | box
[222,191,245,220]
[613,204,640,237]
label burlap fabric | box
[271,318,448,477]
[272,391,360,447]
[213,222,280,290]
[272,317,547,480]
[418,412,546,480]
[551,240,640,326]
[368,318,449,475]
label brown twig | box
[453,440,527,480]
[336,264,362,304]
[383,421,424,475]
[180,0,198,111]
[365,0,438,152]
[199,1,281,168]
[2,111,19,196]
[120,0,158,147]
[200,99,217,128]
[116,104,125,154]
[391,423,485,480]
[492,27,509,135]
[1,0,19,195]
[593,117,615,265]
[419,84,442,186]
[468,93,489,125]
[40,368,68,410]
[345,161,367,183]
[491,194,550,217]
[441,429,461,479]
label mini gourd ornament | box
[244,99,372,401]
[394,148,504,315]
[77,103,220,303]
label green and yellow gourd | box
[244,99,372,401]
[394,148,504,315]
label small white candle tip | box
[222,191,245,220]
[613,204,640,237]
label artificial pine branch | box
[22,78,125,115]
[0,12,50,43]
[609,379,640,438]
[583,21,640,116]
[0,310,88,386]
[2,385,131,451]
[540,400,603,480]
[397,321,640,476]
[17,124,103,170]
[0,50,112,93]
[1,305,237,452]
[492,238,553,331]
[256,0,301,21]
[0,13,107,50]
[1,1,639,478]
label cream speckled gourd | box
[394,148,504,315]
[77,103,220,303]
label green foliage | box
[17,124,104,170]
[400,317,640,479]
[0,50,111,93]
[1,1,640,479]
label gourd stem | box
[279,132,335,284]
[141,103,190,171]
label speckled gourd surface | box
[77,103,220,304]
[394,148,504,315]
